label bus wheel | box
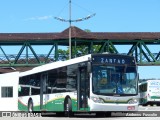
[64,98,73,117]
[28,100,33,112]
[157,103,160,106]
[150,103,154,106]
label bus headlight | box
[91,96,104,103]
[128,99,138,104]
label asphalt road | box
[139,105,160,111]
[1,106,160,120]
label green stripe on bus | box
[151,96,160,99]
[18,100,28,111]
[18,100,40,111]
[18,98,79,112]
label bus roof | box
[20,54,91,77]
[19,53,135,77]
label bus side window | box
[1,87,13,97]
[19,77,30,96]
[48,69,57,93]
[67,64,78,91]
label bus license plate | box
[127,106,135,110]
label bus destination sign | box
[92,55,135,65]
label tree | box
[57,29,114,61]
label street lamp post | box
[54,0,95,59]
[69,0,72,59]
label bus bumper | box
[89,101,138,112]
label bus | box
[139,79,160,106]
[18,53,139,116]
[0,72,19,111]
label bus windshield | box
[148,81,160,95]
[92,65,138,96]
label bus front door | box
[40,73,48,111]
[78,67,89,111]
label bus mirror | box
[87,62,91,73]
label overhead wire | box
[72,1,95,15]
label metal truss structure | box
[0,26,160,67]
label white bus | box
[17,53,139,116]
[0,72,19,111]
[139,79,160,106]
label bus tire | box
[157,103,160,106]
[64,98,73,117]
[28,100,33,112]
[56,112,64,117]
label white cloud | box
[24,15,53,21]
